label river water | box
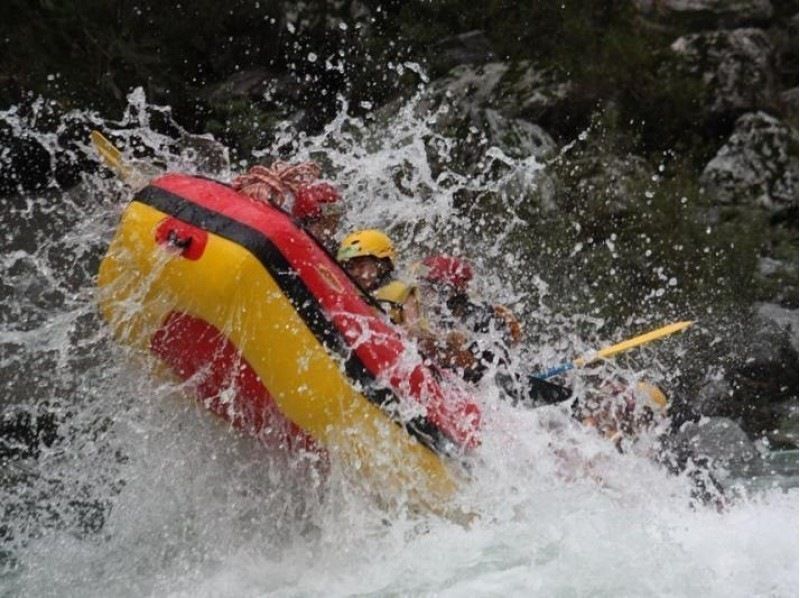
[0,91,797,597]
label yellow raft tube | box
[97,173,481,513]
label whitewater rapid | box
[1,90,797,597]
[7,386,797,597]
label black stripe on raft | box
[135,184,454,457]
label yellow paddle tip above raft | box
[90,130,133,182]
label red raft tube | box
[97,173,481,512]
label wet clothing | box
[420,294,513,382]
[569,381,727,509]
[374,280,418,326]
[402,281,574,407]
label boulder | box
[635,0,774,29]
[694,376,733,416]
[441,109,558,211]
[421,61,574,129]
[203,67,303,107]
[689,305,798,446]
[767,402,799,448]
[755,256,799,307]
[672,416,759,469]
[670,28,777,116]
[482,109,558,161]
[421,62,510,124]
[396,66,561,204]
[554,150,652,216]
[756,302,799,350]
[429,31,497,76]
[700,111,798,212]
[737,304,797,373]
[480,111,559,211]
[175,132,231,175]
[492,62,576,125]
[199,68,307,157]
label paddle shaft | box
[536,320,694,380]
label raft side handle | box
[155,217,208,260]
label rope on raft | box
[231,161,322,207]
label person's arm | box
[413,326,479,372]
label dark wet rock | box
[555,150,651,216]
[779,87,798,129]
[478,111,559,208]
[408,62,571,209]
[689,304,798,447]
[175,132,230,175]
[635,0,774,29]
[198,68,308,158]
[756,302,799,349]
[755,257,799,306]
[422,61,574,130]
[429,31,497,76]
[767,408,800,448]
[672,416,759,468]
[670,28,777,116]
[348,0,371,20]
[205,68,273,102]
[467,114,557,209]
[421,62,509,121]
[481,109,557,161]
[203,67,304,108]
[694,377,734,416]
[491,62,575,126]
[746,305,798,365]
[382,69,560,206]
[765,400,799,448]
[700,111,798,212]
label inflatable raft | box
[97,173,480,510]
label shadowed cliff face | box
[2,2,794,144]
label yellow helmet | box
[337,229,396,265]
[374,280,414,304]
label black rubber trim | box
[136,184,453,456]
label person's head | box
[418,255,474,315]
[292,182,342,247]
[571,380,669,444]
[337,229,396,291]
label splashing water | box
[0,88,796,597]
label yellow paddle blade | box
[90,130,133,182]
[575,320,694,366]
